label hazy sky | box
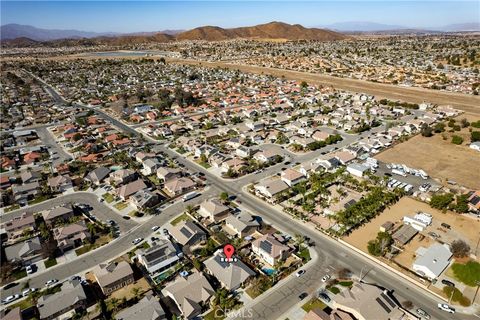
[1,1,479,32]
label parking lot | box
[374,161,440,193]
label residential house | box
[412,243,452,280]
[143,158,161,176]
[47,175,73,193]
[333,283,406,320]
[110,169,136,186]
[115,295,166,320]
[312,130,331,142]
[156,167,182,182]
[467,190,480,212]
[53,221,90,252]
[42,205,74,227]
[169,220,206,247]
[131,190,160,210]
[137,239,181,274]
[20,171,42,184]
[224,212,259,237]
[252,233,290,266]
[333,151,356,165]
[5,237,43,265]
[164,177,195,196]
[198,198,230,222]
[85,166,111,185]
[0,176,11,189]
[1,307,23,320]
[236,146,252,159]
[116,179,147,200]
[135,151,156,163]
[4,212,36,240]
[253,148,281,163]
[204,250,255,291]
[93,261,135,296]
[281,168,306,187]
[37,280,87,320]
[162,271,215,319]
[222,158,246,173]
[254,179,289,200]
[12,182,40,203]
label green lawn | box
[148,175,161,185]
[297,248,311,261]
[4,204,20,212]
[301,298,327,312]
[170,213,191,226]
[44,258,57,269]
[203,309,226,320]
[328,286,340,294]
[338,281,353,287]
[12,269,27,280]
[102,193,115,203]
[28,195,51,205]
[114,202,128,210]
[451,261,480,287]
[197,160,211,169]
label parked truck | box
[392,169,407,177]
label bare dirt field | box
[345,197,480,257]
[375,132,480,190]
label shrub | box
[430,193,454,210]
[451,135,463,145]
[471,131,480,142]
[450,240,470,258]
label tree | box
[450,240,470,258]
[434,122,445,133]
[471,131,480,142]
[219,192,229,202]
[402,301,414,309]
[337,267,352,279]
[460,118,470,128]
[420,124,434,137]
[454,194,469,213]
[300,81,308,90]
[430,193,454,210]
[131,287,140,302]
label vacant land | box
[345,197,480,256]
[376,134,480,189]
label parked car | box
[322,274,331,282]
[26,265,34,274]
[132,238,143,245]
[441,223,451,229]
[298,292,308,300]
[318,292,331,303]
[45,279,58,286]
[437,303,455,313]
[441,279,455,287]
[22,288,37,297]
[2,294,20,304]
[416,308,430,319]
[151,226,160,231]
[70,275,81,281]
[295,270,306,277]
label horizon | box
[1,1,479,33]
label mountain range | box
[1,21,478,46]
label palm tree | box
[131,287,140,302]
[109,297,119,313]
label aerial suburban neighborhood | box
[0,1,479,320]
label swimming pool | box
[262,268,276,276]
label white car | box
[2,294,20,304]
[295,270,306,277]
[321,275,331,282]
[151,226,159,231]
[437,303,455,314]
[26,265,34,274]
[23,288,37,297]
[132,238,143,245]
[45,279,58,286]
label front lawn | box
[4,204,20,212]
[170,213,191,226]
[328,286,340,294]
[75,235,112,256]
[297,247,311,261]
[302,298,327,312]
[28,195,51,205]
[199,161,211,169]
[451,261,480,287]
[12,269,27,280]
[114,202,128,210]
[102,193,115,203]
[338,281,353,287]
[44,258,57,269]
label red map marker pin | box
[223,244,235,261]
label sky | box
[1,1,479,33]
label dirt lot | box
[375,130,480,189]
[345,197,480,257]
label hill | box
[0,23,117,41]
[176,21,346,41]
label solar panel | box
[381,292,396,308]
[180,228,192,238]
[375,297,391,313]
[259,240,273,253]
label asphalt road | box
[0,192,138,234]
[6,71,477,320]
